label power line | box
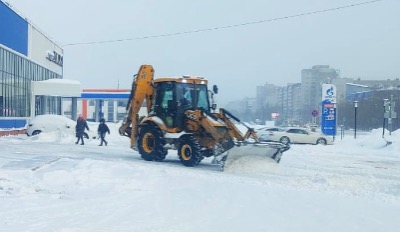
[63,0,383,47]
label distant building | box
[255,83,279,121]
[225,97,256,122]
[62,89,151,122]
[344,78,400,101]
[275,83,301,126]
[300,65,339,124]
[216,65,398,126]
[352,78,400,89]
[331,77,354,103]
[345,83,372,101]
[280,83,302,126]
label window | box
[108,100,114,122]
[161,90,173,108]
[118,100,127,107]
[176,83,209,110]
[0,46,62,118]
[197,87,209,109]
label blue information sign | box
[321,99,336,136]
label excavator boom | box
[118,64,155,149]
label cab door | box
[154,82,176,128]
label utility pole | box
[354,101,358,139]
[383,99,389,138]
[383,95,397,136]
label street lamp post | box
[354,101,358,139]
[383,99,389,138]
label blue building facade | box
[0,1,63,131]
[0,1,28,56]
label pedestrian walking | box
[75,115,89,145]
[97,118,110,146]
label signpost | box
[383,95,397,136]
[311,110,318,126]
[321,84,337,136]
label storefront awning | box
[32,79,81,97]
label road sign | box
[311,110,319,117]
[385,112,397,119]
[322,84,337,103]
[321,100,336,136]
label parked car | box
[259,127,333,145]
[256,126,284,133]
[26,114,95,138]
[256,127,284,142]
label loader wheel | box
[279,136,290,145]
[178,135,203,167]
[137,125,167,162]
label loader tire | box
[178,135,203,167]
[137,125,167,162]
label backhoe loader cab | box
[153,77,212,129]
[119,64,290,169]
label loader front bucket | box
[213,142,290,171]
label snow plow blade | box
[213,142,290,171]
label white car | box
[256,127,284,133]
[259,127,333,145]
[26,114,95,138]
[256,127,284,142]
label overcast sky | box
[5,0,400,106]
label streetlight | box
[354,101,358,139]
[383,99,389,138]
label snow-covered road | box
[0,127,399,232]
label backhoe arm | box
[215,108,260,143]
[118,64,155,149]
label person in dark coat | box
[75,115,90,145]
[97,118,110,146]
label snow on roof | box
[345,83,370,88]
[33,79,81,97]
[42,79,80,85]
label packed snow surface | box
[0,124,399,232]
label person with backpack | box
[75,115,90,145]
[97,118,110,146]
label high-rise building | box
[254,82,279,121]
[300,65,339,124]
[275,83,302,126]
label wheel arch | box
[316,137,327,145]
[279,136,291,144]
[31,130,42,136]
[140,116,168,132]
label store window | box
[0,46,62,117]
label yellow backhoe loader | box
[119,64,290,169]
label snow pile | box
[353,128,399,148]
[224,155,280,175]
[26,131,75,143]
